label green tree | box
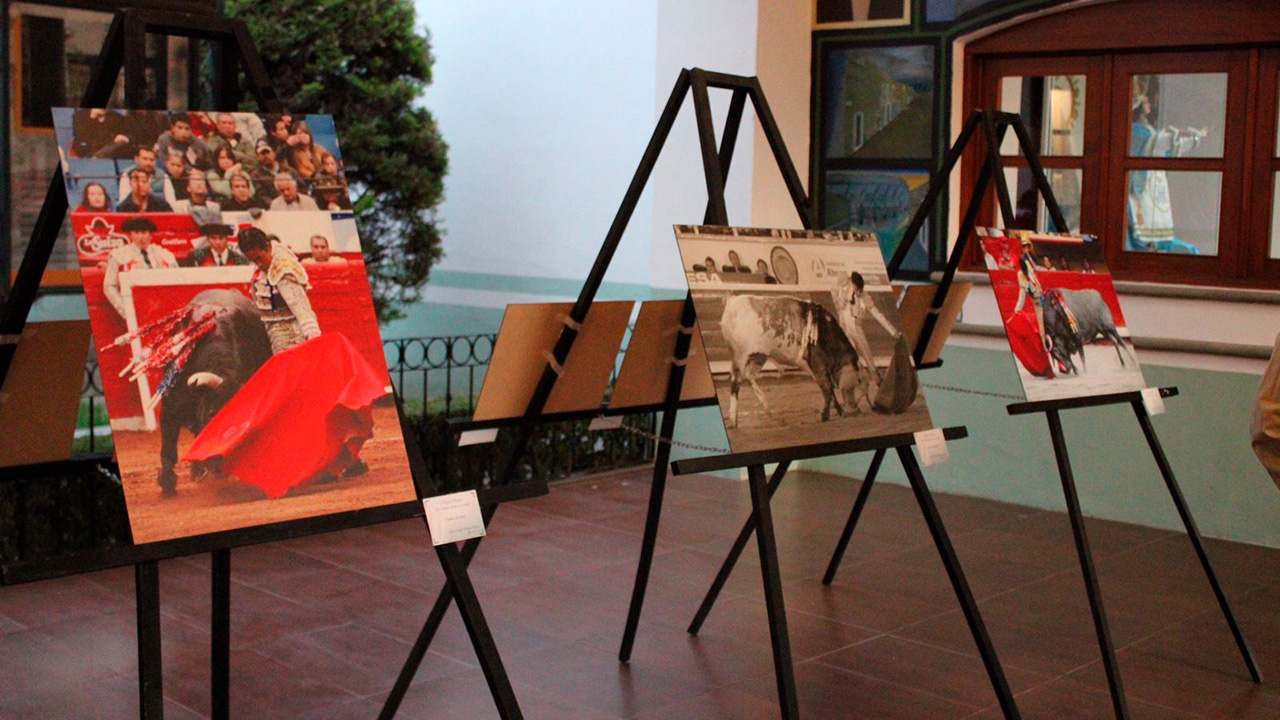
[227,0,447,321]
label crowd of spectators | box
[68,109,351,222]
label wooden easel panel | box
[610,300,714,409]
[473,301,634,421]
[897,282,971,366]
[0,321,92,468]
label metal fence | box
[80,329,645,449]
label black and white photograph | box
[675,225,933,453]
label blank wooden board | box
[897,282,972,365]
[0,321,92,468]
[473,301,634,421]
[610,300,715,409]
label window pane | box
[999,75,1086,157]
[997,167,1082,234]
[1125,170,1220,255]
[1129,73,1226,158]
[1271,173,1280,259]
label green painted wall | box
[721,345,1280,548]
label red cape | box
[1006,301,1052,378]
[184,332,389,498]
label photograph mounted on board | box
[979,228,1146,403]
[55,108,417,544]
[823,168,932,274]
[821,43,934,160]
[674,225,933,454]
[814,0,910,30]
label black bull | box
[157,290,273,496]
[720,295,866,428]
[1042,288,1135,376]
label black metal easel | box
[0,8,533,720]
[820,109,1068,582]
[1005,388,1261,720]
[376,66,794,720]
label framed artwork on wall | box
[814,0,910,31]
[812,37,941,276]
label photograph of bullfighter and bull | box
[56,109,418,544]
[674,225,934,454]
[978,228,1147,403]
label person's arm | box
[864,296,895,337]
[1251,333,1280,488]
[104,257,127,317]
[276,276,321,340]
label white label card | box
[422,490,487,546]
[914,428,950,467]
[1141,388,1166,417]
[457,428,499,446]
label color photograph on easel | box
[979,228,1145,402]
[54,108,417,544]
[674,225,932,453]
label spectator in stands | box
[76,182,114,212]
[205,112,258,173]
[104,217,178,317]
[304,235,348,264]
[174,170,222,226]
[285,119,331,187]
[756,259,778,284]
[264,114,296,155]
[314,181,353,211]
[163,148,192,203]
[118,145,175,205]
[185,223,249,267]
[116,169,173,213]
[207,146,245,199]
[251,140,287,201]
[221,173,266,211]
[155,113,209,170]
[270,172,319,211]
[72,108,131,158]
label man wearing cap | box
[250,140,288,201]
[104,217,179,318]
[117,169,174,214]
[185,224,249,268]
[238,227,321,353]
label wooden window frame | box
[960,0,1280,288]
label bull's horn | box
[187,372,225,389]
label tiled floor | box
[2,467,1279,719]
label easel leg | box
[618,438,671,662]
[135,561,164,720]
[1046,411,1129,720]
[379,512,492,720]
[747,464,799,720]
[822,448,886,585]
[897,446,1022,720]
[687,461,791,635]
[1131,402,1262,682]
[211,549,231,720]
[436,542,524,720]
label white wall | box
[648,0,759,290]
[413,1,659,287]
[751,0,811,230]
[414,1,760,293]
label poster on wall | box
[674,225,933,454]
[814,0,910,30]
[821,44,935,160]
[978,228,1146,402]
[823,168,931,273]
[54,108,418,544]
